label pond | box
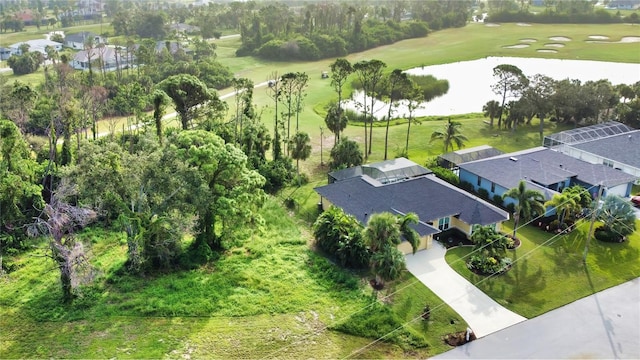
[343,56,640,117]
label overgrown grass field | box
[0,198,467,358]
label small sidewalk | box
[405,243,526,338]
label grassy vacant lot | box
[444,219,640,319]
[0,198,467,358]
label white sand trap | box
[586,36,640,44]
[485,23,501,27]
[588,35,609,40]
[503,44,530,49]
[520,38,537,43]
[537,49,558,53]
[544,43,565,48]
[620,36,640,43]
[517,23,532,26]
[549,36,571,41]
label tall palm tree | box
[503,180,545,239]
[544,192,579,229]
[430,118,468,153]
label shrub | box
[467,254,512,275]
[594,226,625,243]
[477,188,490,200]
[459,180,474,192]
[492,194,504,207]
[313,206,370,269]
[430,166,459,186]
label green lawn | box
[0,198,467,358]
[444,220,640,319]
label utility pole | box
[319,126,324,166]
[583,183,604,263]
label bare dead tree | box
[28,181,96,302]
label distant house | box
[438,145,504,171]
[0,48,12,60]
[459,147,638,202]
[606,0,640,10]
[169,23,200,34]
[315,158,509,254]
[71,45,128,71]
[544,122,640,180]
[5,39,63,59]
[64,32,106,49]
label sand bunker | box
[520,38,537,43]
[588,35,609,40]
[549,36,571,41]
[537,49,558,53]
[544,43,565,48]
[503,44,530,49]
[620,36,640,43]
[517,23,532,26]
[485,23,501,27]
[586,36,640,44]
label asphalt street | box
[435,277,640,359]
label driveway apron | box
[405,243,526,338]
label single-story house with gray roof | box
[459,147,638,202]
[555,130,640,181]
[315,159,509,254]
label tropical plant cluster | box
[467,225,513,275]
[313,208,420,289]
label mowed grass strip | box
[444,220,640,319]
[0,198,466,358]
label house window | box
[438,217,450,231]
[603,159,614,168]
[477,177,482,186]
[491,182,496,193]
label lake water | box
[343,56,640,117]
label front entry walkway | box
[405,242,526,338]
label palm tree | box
[503,180,545,239]
[544,192,579,229]
[482,100,501,128]
[288,131,312,184]
[430,118,468,153]
[364,212,420,288]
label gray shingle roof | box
[65,32,99,43]
[460,147,637,189]
[571,130,640,169]
[315,174,509,236]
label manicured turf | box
[444,219,640,319]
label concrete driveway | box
[435,277,640,359]
[405,243,526,338]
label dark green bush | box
[594,226,624,243]
[477,188,489,200]
[492,194,504,207]
[430,166,459,186]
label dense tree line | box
[486,64,640,135]
[486,0,640,24]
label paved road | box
[435,277,640,359]
[405,244,526,338]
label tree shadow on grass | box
[499,255,547,309]
[590,240,639,271]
